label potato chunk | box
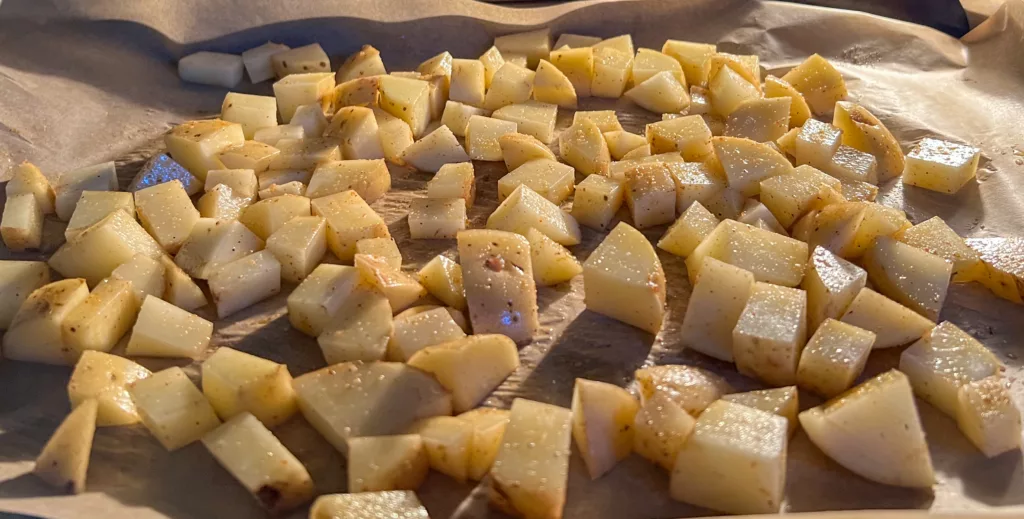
[591,47,632,99]
[270,43,330,78]
[808,201,911,260]
[795,118,842,170]
[635,364,731,416]
[399,126,471,174]
[802,245,867,332]
[570,174,623,231]
[725,97,790,142]
[633,392,696,471]
[495,28,550,68]
[450,59,486,108]
[286,264,359,336]
[686,220,808,287]
[237,195,310,242]
[713,136,793,196]
[492,101,557,144]
[310,491,429,519]
[956,376,1022,458]
[67,351,149,427]
[708,64,760,118]
[603,130,647,160]
[499,159,574,204]
[624,162,677,229]
[356,254,427,313]
[797,319,875,397]
[134,181,200,254]
[661,40,715,85]
[824,144,878,184]
[418,255,465,310]
[902,137,981,194]
[571,379,638,479]
[427,162,476,209]
[667,161,725,213]
[466,115,518,161]
[780,54,847,115]
[484,63,536,111]
[732,282,808,386]
[387,307,466,362]
[178,51,243,87]
[489,399,571,519]
[966,237,1024,303]
[763,75,811,127]
[202,347,296,428]
[533,59,578,109]
[583,222,666,333]
[625,70,690,114]
[409,416,473,482]
[0,260,50,330]
[53,161,118,221]
[799,370,934,488]
[65,191,135,241]
[174,219,264,280]
[558,119,611,176]
[355,237,402,269]
[33,398,97,494]
[408,198,467,240]
[548,47,593,98]
[197,184,250,220]
[1,193,42,251]
[129,367,221,451]
[7,161,56,214]
[526,227,582,286]
[679,257,754,362]
[221,92,277,139]
[454,408,510,481]
[759,164,841,229]
[897,216,982,282]
[206,168,258,202]
[408,334,519,412]
[3,279,89,365]
[863,236,952,322]
[348,435,429,493]
[670,401,788,515]
[316,288,393,364]
[165,120,245,181]
[307,160,390,202]
[266,215,327,283]
[125,294,211,360]
[336,44,385,82]
[840,287,934,349]
[208,250,281,318]
[326,106,387,160]
[722,386,799,436]
[273,72,334,123]
[292,362,451,454]
[310,190,389,262]
[833,101,905,181]
[487,184,581,245]
[61,278,139,356]
[457,229,539,343]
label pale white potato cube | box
[688,85,711,115]
[205,168,258,202]
[624,162,677,229]
[408,416,473,482]
[3,278,89,365]
[427,162,476,209]
[336,44,386,82]
[259,181,306,200]
[533,59,578,108]
[197,184,250,220]
[165,120,245,181]
[134,181,199,254]
[667,161,725,213]
[1,193,42,251]
[388,307,466,362]
[68,350,150,427]
[7,161,55,214]
[495,28,551,68]
[603,131,647,160]
[548,46,593,98]
[554,33,601,49]
[441,100,490,137]
[399,125,471,173]
[591,47,632,99]
[670,401,788,515]
[49,210,164,286]
[679,257,753,362]
[241,41,289,83]
[129,154,202,196]
[839,178,879,202]
[583,222,665,333]
[722,386,799,436]
[763,75,812,127]
[479,46,505,87]
[732,282,808,386]
[466,115,518,161]
[61,278,139,356]
[703,186,746,220]
[158,256,208,311]
[903,137,981,194]
[498,159,573,204]
[965,237,1024,303]
[797,319,875,397]
[269,138,341,170]
[808,201,911,260]
[897,216,983,282]
[489,398,571,519]
[221,92,277,139]
[625,70,690,114]
[125,295,212,358]
[316,287,393,364]
[355,237,402,269]
[863,236,952,321]
[238,194,310,240]
[634,365,732,416]
[290,103,328,136]
[631,47,684,86]
[572,378,638,479]
[292,362,452,454]
[759,164,841,229]
[833,101,905,181]
[661,40,715,85]
[457,408,510,481]
[558,118,610,176]
[53,161,118,221]
[287,264,359,336]
[487,184,581,245]
[355,254,427,313]
[592,34,633,54]
[334,75,382,109]
[492,101,556,144]
[202,413,313,514]
[483,63,536,111]
[824,144,878,184]
[111,254,165,305]
[253,124,305,147]
[307,159,389,202]
[179,51,243,88]
[33,398,97,494]
[272,72,335,123]
[64,191,134,241]
[725,97,790,142]
[781,54,847,115]
[208,250,281,318]
[417,255,465,310]
[955,376,1022,458]
[795,118,842,170]
[450,59,486,108]
[633,392,696,471]
[174,219,263,280]
[457,229,539,343]
[129,367,221,451]
[713,136,793,196]
[799,370,934,488]
[408,198,467,240]
[270,43,330,78]
[645,115,713,160]
[310,491,429,519]
[739,201,788,236]
[573,110,622,132]
[0,260,49,330]
[526,227,582,286]
[379,75,432,138]
[899,321,1002,418]
[570,173,623,231]
[658,201,719,257]
[708,64,760,118]
[201,347,296,427]
[685,220,808,287]
[348,435,428,493]
[310,190,389,262]
[803,245,867,332]
[419,50,453,82]
[840,288,934,349]
[326,106,386,160]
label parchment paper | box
[1,0,1024,518]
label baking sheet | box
[1,0,1024,517]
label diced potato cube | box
[687,86,711,115]
[49,210,164,286]
[259,181,306,200]
[408,198,467,240]
[686,220,808,287]
[725,97,790,142]
[206,168,258,203]
[333,74,381,109]
[33,397,97,494]
[634,364,732,417]
[273,72,335,123]
[355,237,401,269]
[667,161,725,213]
[53,161,118,221]
[310,491,429,519]
[573,110,622,133]
[68,350,150,427]
[259,168,311,191]
[708,64,761,118]
[290,103,328,136]
[498,159,573,204]
[633,392,696,471]
[336,44,386,82]
[387,307,466,361]
[548,46,593,98]
[533,59,578,108]
[661,40,716,85]
[840,288,934,348]
[133,181,199,254]
[897,216,982,282]
[378,76,431,138]
[571,174,623,231]
[590,47,632,99]
[559,119,611,176]
[207,250,281,318]
[241,41,288,83]
[158,256,208,311]
[238,194,311,241]
[348,435,428,493]
[780,54,847,115]
[625,70,690,114]
[799,370,935,488]
[722,387,799,437]
[202,347,297,427]
[65,191,135,241]
[417,255,465,310]
[197,184,250,220]
[645,115,713,160]
[221,93,277,139]
[307,159,390,203]
[2,279,89,365]
[670,401,788,514]
[713,136,793,196]
[526,227,582,286]
[450,59,486,108]
[679,257,753,362]
[1,193,42,251]
[316,287,393,364]
[396,130,467,177]
[863,236,952,321]
[583,222,666,333]
[797,319,875,397]
[571,379,638,479]
[270,43,330,78]
[795,118,842,171]
[732,282,808,386]
[553,33,600,49]
[466,115,518,161]
[324,106,385,160]
[759,164,841,229]
[174,219,263,280]
[956,376,1022,458]
[623,162,677,228]
[178,51,243,87]
[408,416,474,482]
[61,278,138,356]
[310,190,389,262]
[738,199,788,235]
[454,408,510,481]
[218,142,280,175]
[833,101,905,181]
[658,201,719,258]
[7,161,55,214]
[631,48,684,86]
[163,119,246,181]
[129,367,221,451]
[478,46,506,87]
[427,162,476,209]
[825,144,878,184]
[808,201,911,260]
[355,254,427,313]
[457,229,539,343]
[287,264,359,336]
[253,124,305,147]
[966,237,1024,303]
[483,63,536,111]
[269,138,341,171]
[492,102,557,144]
[441,100,490,137]
[603,131,647,160]
[803,245,867,332]
[292,362,452,454]
[125,295,212,358]
[0,260,49,330]
[763,75,811,127]
[902,137,981,194]
[488,185,581,245]
[495,28,551,68]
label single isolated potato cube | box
[533,59,579,108]
[466,115,518,161]
[633,392,696,471]
[130,367,221,451]
[488,398,571,519]
[33,398,98,495]
[125,295,213,359]
[797,319,876,397]
[583,222,666,334]
[409,416,473,482]
[408,198,467,240]
[526,227,582,286]
[450,58,487,108]
[287,264,360,337]
[483,63,536,111]
[326,106,387,160]
[1,193,42,251]
[202,413,314,514]
[427,162,476,208]
[310,190,389,262]
[679,257,754,362]
[316,287,393,364]
[670,401,788,515]
[356,237,402,269]
[208,250,282,318]
[840,287,935,349]
[955,376,1022,458]
[135,181,200,254]
[418,255,465,310]
[310,492,429,519]
[271,43,331,78]
[713,136,794,197]
[722,386,799,437]
[634,365,733,417]
[487,184,581,246]
[492,101,557,144]
[780,54,847,115]
[174,219,264,280]
[803,245,867,332]
[178,51,243,88]
[7,161,55,214]
[407,333,519,412]
[399,125,471,174]
[571,174,624,231]
[624,162,678,229]
[457,230,539,343]
[53,161,118,222]
[202,347,297,427]
[355,254,427,313]
[863,236,952,322]
[571,378,639,479]
[732,282,808,386]
[2,279,89,365]
[64,191,135,241]
[165,120,245,181]
[272,72,335,123]
[0,260,49,330]
[902,137,981,194]
[498,159,574,204]
[387,306,466,362]
[336,44,386,83]
[241,41,289,83]
[61,278,139,356]
[221,92,277,139]
[68,350,151,427]
[559,119,611,176]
